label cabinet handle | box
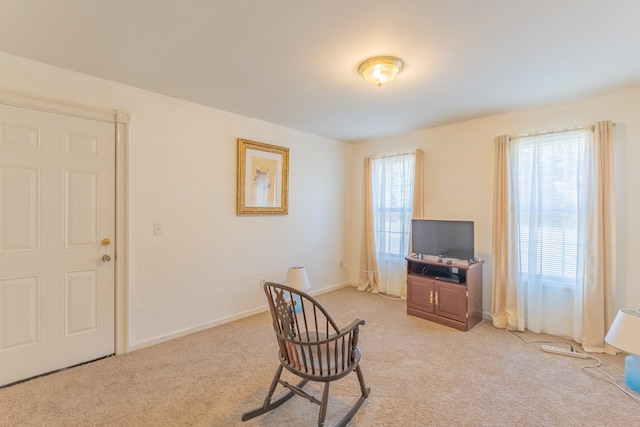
[435,292,439,306]
[430,290,433,304]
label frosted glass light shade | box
[284,266,311,291]
[358,56,404,87]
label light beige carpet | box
[1,286,639,426]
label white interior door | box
[0,103,115,387]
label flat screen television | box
[411,219,474,260]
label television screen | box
[411,219,474,260]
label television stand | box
[405,255,483,331]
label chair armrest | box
[340,318,365,334]
[291,319,365,346]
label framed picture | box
[236,138,289,215]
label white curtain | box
[490,135,520,329]
[358,157,379,292]
[360,151,422,297]
[516,129,589,338]
[491,122,615,352]
[582,121,616,352]
[409,149,425,299]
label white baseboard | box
[127,305,269,352]
[127,281,353,352]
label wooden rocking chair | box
[241,282,370,427]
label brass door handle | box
[430,290,433,304]
[435,292,439,306]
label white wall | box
[0,52,350,349]
[3,50,638,349]
[346,86,640,314]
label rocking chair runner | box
[242,282,370,427]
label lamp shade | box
[605,309,640,355]
[284,266,311,291]
[358,56,404,87]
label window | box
[360,150,421,297]
[492,121,614,346]
[513,130,589,288]
[371,153,415,258]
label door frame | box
[0,89,129,355]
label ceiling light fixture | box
[358,56,404,87]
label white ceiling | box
[1,0,640,142]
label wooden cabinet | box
[406,255,483,331]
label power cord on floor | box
[506,328,640,402]
[583,362,640,402]
[506,328,579,352]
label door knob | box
[102,254,112,262]
[101,238,111,246]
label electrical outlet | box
[153,222,163,235]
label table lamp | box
[604,309,640,392]
[284,266,311,313]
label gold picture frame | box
[236,138,289,215]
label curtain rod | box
[511,122,616,139]
[371,151,414,160]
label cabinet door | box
[435,283,467,323]
[407,276,434,313]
